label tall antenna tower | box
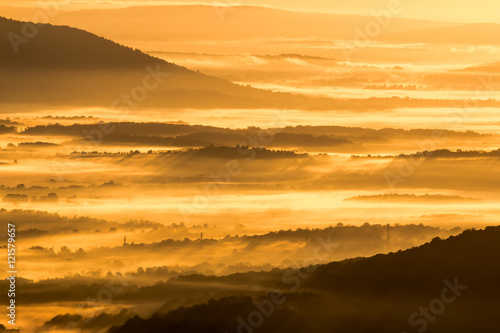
[200,232,203,245]
[387,224,390,250]
[306,228,309,246]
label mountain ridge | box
[0,16,294,109]
[108,225,500,332]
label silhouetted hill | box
[305,227,500,294]
[0,17,309,109]
[110,226,500,333]
[0,17,163,70]
[2,17,475,111]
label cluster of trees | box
[3,193,58,203]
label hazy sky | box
[1,0,500,23]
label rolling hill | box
[108,226,500,332]
[0,16,312,109]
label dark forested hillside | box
[109,226,500,333]
[0,17,285,108]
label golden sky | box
[1,0,500,23]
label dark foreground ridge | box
[109,226,500,333]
